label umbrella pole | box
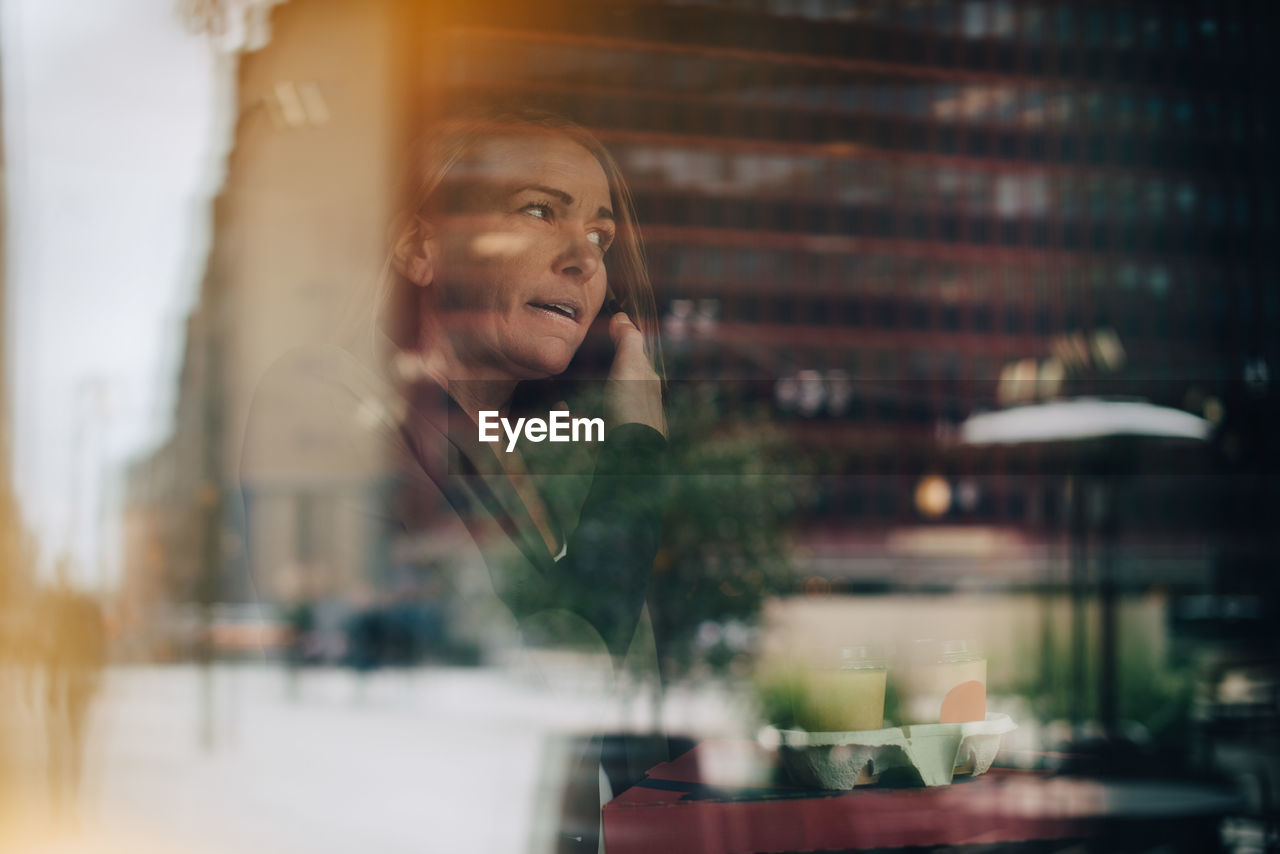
[1098,477,1120,740]
[1068,475,1088,732]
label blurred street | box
[1,662,748,853]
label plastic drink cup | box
[801,646,888,732]
[895,639,987,725]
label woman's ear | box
[393,216,434,288]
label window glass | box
[1142,11,1165,48]
[1113,8,1134,48]
[934,0,956,33]
[962,0,988,39]
[1055,5,1076,42]
[1147,266,1171,299]
[1088,175,1109,218]
[1021,89,1047,128]
[991,2,1015,38]
[1176,181,1197,216]
[1023,4,1046,42]
[1144,97,1165,132]
[1117,176,1138,222]
[1084,6,1107,47]
[1145,179,1167,219]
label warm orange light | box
[914,475,952,518]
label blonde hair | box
[372,110,663,381]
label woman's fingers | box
[607,312,655,380]
[607,312,644,363]
[606,312,666,436]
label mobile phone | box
[563,296,627,380]
[511,297,624,417]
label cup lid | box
[837,644,888,669]
[905,638,983,663]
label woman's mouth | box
[527,301,581,323]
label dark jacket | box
[394,380,668,658]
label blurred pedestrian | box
[38,577,106,822]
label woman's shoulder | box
[240,343,403,482]
[249,343,396,410]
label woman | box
[242,111,668,851]
[380,112,669,661]
[380,112,671,852]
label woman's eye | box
[522,203,553,220]
[588,231,614,252]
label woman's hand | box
[605,312,666,437]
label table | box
[603,741,1242,853]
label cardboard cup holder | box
[778,713,1016,789]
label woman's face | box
[425,133,614,381]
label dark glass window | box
[1084,7,1107,47]
[841,298,861,326]
[938,126,958,154]
[771,296,794,324]
[997,132,1018,159]
[1056,6,1076,42]
[807,297,829,325]
[910,302,930,330]
[941,305,960,331]
[1007,491,1026,521]
[873,299,895,328]
[939,214,960,242]
[972,305,992,331]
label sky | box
[2,0,226,586]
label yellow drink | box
[801,665,888,732]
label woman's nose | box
[554,232,601,281]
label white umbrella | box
[960,398,1211,446]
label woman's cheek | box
[467,230,535,262]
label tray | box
[778,713,1016,789]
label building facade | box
[125,0,1278,625]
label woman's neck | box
[417,343,516,425]
[414,336,561,556]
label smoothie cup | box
[801,645,888,733]
[895,639,987,726]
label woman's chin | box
[507,345,578,381]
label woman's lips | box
[526,300,582,325]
